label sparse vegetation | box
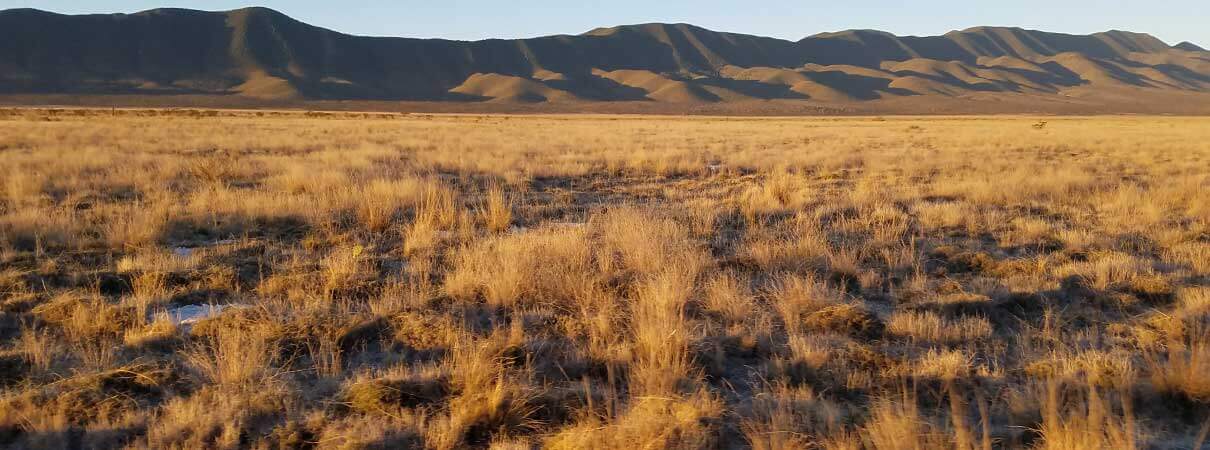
[0,109,1207,449]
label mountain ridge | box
[1,7,1207,106]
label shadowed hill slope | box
[1,7,1207,107]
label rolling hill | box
[1,7,1208,110]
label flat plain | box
[0,109,1208,449]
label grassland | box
[0,109,1207,449]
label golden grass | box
[0,109,1207,448]
[887,311,993,344]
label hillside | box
[1,7,1208,109]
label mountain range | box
[2,7,1209,110]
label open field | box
[0,110,1208,449]
[6,90,1210,116]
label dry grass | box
[1036,380,1139,450]
[0,109,1207,449]
[887,311,993,344]
[1146,326,1210,403]
[185,325,278,387]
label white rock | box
[156,304,247,331]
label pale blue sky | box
[4,1,1207,46]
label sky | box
[4,1,1207,46]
